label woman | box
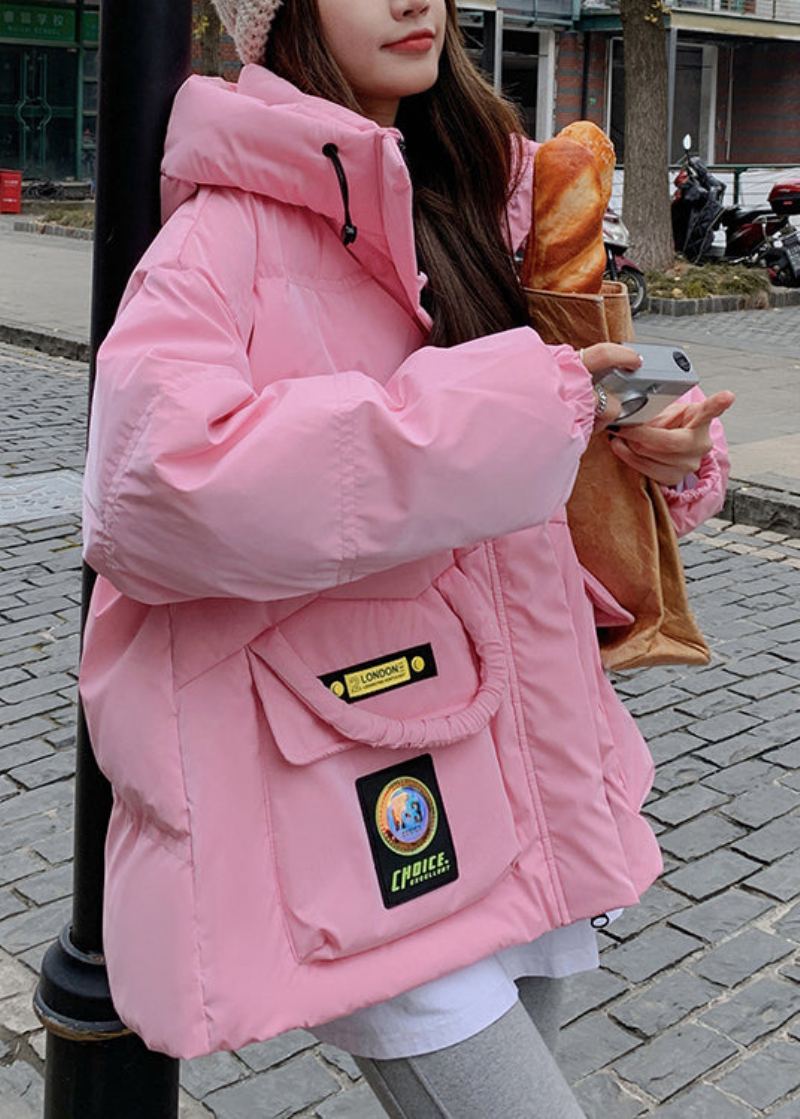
[79,0,732,1114]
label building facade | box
[0,0,99,181]
[562,0,800,165]
[474,0,800,165]
[1,0,798,183]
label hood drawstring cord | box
[322,143,358,247]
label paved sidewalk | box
[634,312,800,499]
[0,220,91,352]
[0,341,798,1116]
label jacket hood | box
[161,66,536,326]
[161,66,405,228]
[161,66,427,322]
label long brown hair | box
[265,0,531,347]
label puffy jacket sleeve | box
[83,193,595,605]
[661,386,731,537]
[506,136,537,253]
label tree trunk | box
[193,0,223,76]
[619,0,674,272]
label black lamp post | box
[34,2,193,1115]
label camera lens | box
[673,351,691,372]
[619,394,647,419]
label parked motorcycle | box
[717,185,798,264]
[759,225,800,288]
[672,134,800,271]
[754,181,800,287]
[671,138,727,263]
[603,208,647,317]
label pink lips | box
[383,31,435,54]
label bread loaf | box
[559,121,615,210]
[521,136,607,294]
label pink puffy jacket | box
[79,65,730,1059]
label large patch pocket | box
[247,564,522,964]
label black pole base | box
[35,925,179,1119]
[42,1031,179,1119]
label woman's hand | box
[579,343,643,430]
[608,391,735,487]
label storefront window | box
[83,52,97,113]
[460,12,485,65]
[609,38,709,165]
[502,29,539,139]
[670,45,703,163]
[459,14,539,136]
[0,2,99,181]
[0,44,76,179]
[83,47,98,80]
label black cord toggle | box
[322,143,358,246]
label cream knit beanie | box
[212,0,284,65]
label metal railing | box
[582,0,800,19]
[501,0,576,22]
[607,164,800,220]
[706,164,800,206]
[673,0,800,20]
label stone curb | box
[722,479,800,535]
[645,286,800,317]
[0,320,90,364]
[12,220,93,242]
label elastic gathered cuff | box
[661,450,718,508]
[549,344,597,447]
[660,447,728,537]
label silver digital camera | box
[598,343,699,426]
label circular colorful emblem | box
[376,776,438,856]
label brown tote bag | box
[526,281,710,672]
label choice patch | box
[356,754,458,909]
[319,643,436,704]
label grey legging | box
[353,976,586,1119]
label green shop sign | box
[83,11,98,42]
[0,5,99,44]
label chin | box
[378,68,440,100]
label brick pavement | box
[0,341,799,1117]
[637,305,800,358]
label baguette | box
[559,120,615,210]
[521,136,607,294]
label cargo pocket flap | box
[247,565,509,765]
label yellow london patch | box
[319,643,436,704]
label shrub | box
[646,260,772,300]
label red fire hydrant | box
[0,171,22,214]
